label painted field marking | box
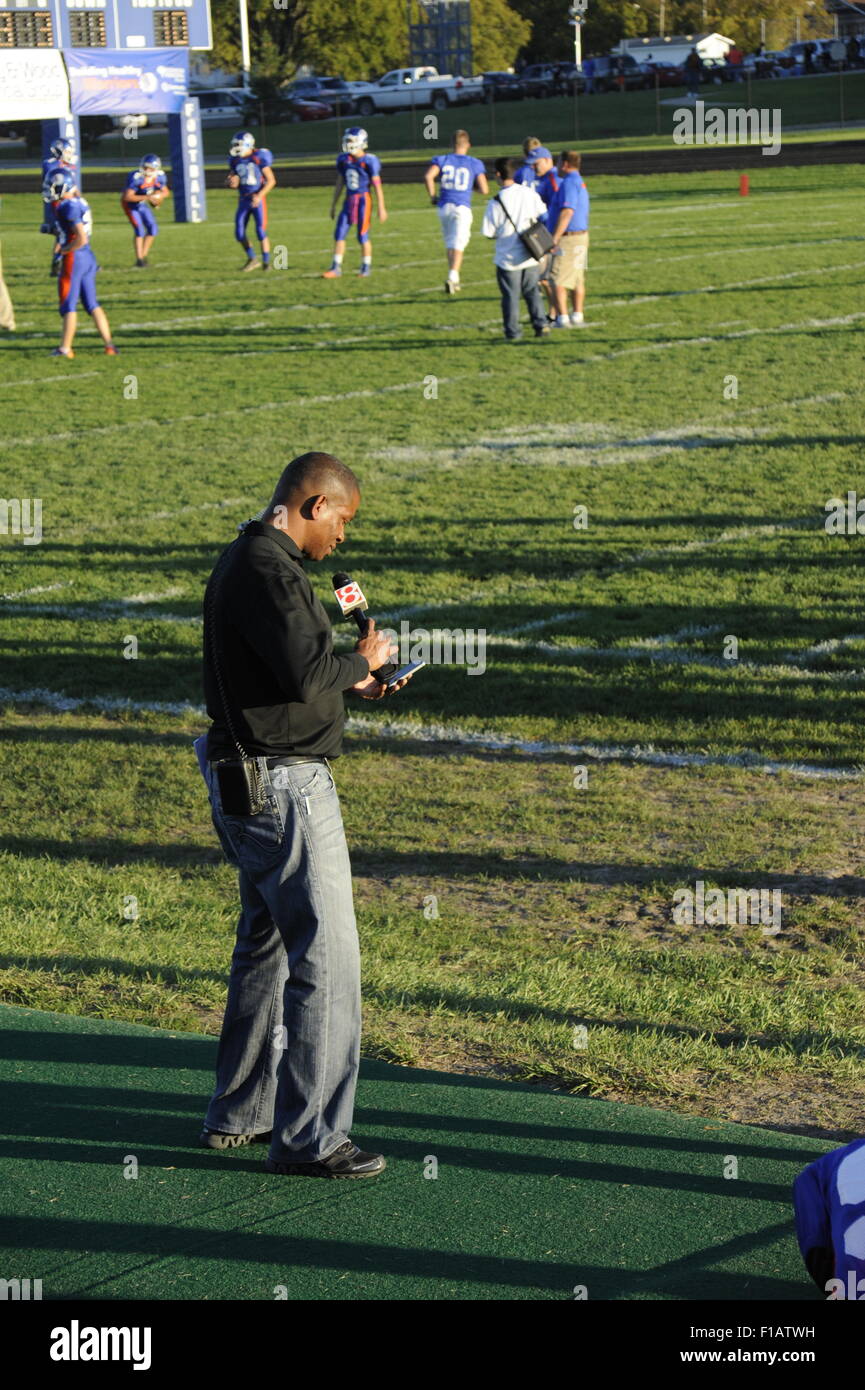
[0,685,859,781]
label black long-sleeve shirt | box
[203,521,368,760]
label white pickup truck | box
[352,67,482,116]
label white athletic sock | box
[362,253,372,266]
[332,252,344,267]
[448,268,459,282]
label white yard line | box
[0,684,858,780]
[0,581,72,601]
[4,378,455,450]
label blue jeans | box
[203,757,361,1163]
[495,262,547,339]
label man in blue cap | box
[547,150,590,327]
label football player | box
[322,129,387,279]
[41,137,79,278]
[121,154,170,268]
[44,167,117,358]
[514,137,542,188]
[226,132,276,272]
[424,129,488,295]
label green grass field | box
[0,159,863,1141]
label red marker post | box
[739,173,750,197]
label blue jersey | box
[42,157,79,186]
[336,151,382,194]
[536,168,560,225]
[513,162,537,189]
[547,171,589,233]
[123,169,168,200]
[430,153,485,207]
[794,1139,865,1298]
[228,149,273,197]
[53,196,93,251]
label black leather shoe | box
[200,1128,272,1150]
[264,1139,386,1178]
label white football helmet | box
[342,127,368,155]
[230,131,255,157]
[140,153,162,173]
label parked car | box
[284,98,333,123]
[639,60,685,88]
[589,54,649,92]
[192,88,255,128]
[480,71,525,102]
[352,66,482,116]
[284,77,358,112]
[520,63,571,98]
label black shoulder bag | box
[495,191,555,260]
[205,544,268,816]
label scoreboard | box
[0,0,212,50]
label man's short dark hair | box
[560,150,582,170]
[495,156,519,180]
[271,452,359,507]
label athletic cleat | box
[200,1127,272,1150]
[262,262,272,272]
[358,263,371,277]
[322,267,342,278]
[104,344,118,355]
[534,324,551,337]
[241,258,260,272]
[50,347,74,358]
[444,279,456,295]
[570,311,584,325]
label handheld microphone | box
[332,572,397,681]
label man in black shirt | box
[199,451,409,1178]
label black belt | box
[264,755,328,767]
[210,755,327,768]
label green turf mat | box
[0,1005,830,1301]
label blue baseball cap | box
[528,146,552,162]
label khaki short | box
[548,230,589,290]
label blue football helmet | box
[49,137,76,164]
[342,127,368,155]
[229,131,255,157]
[140,153,162,173]
[42,167,76,202]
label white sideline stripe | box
[0,581,72,601]
[578,309,865,369]
[486,637,865,683]
[791,634,865,663]
[0,685,858,781]
[0,371,102,390]
[615,518,815,571]
[345,716,864,781]
[4,379,453,449]
[0,601,199,626]
[372,388,852,469]
[3,590,859,684]
[601,261,865,310]
[106,257,865,334]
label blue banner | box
[65,49,188,116]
